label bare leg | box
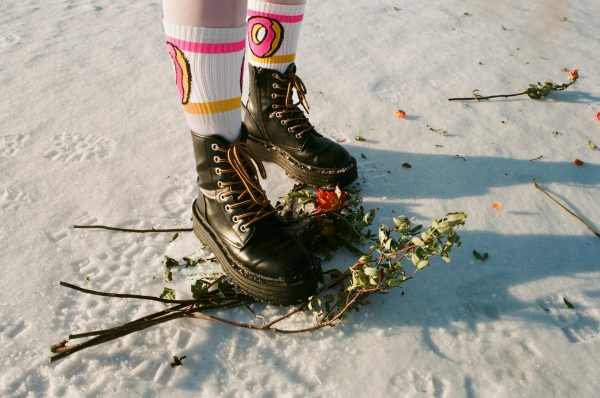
[260,0,305,4]
[163,0,247,27]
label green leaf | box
[411,237,425,246]
[165,268,173,282]
[160,287,176,300]
[191,280,210,299]
[473,250,489,261]
[563,297,575,309]
[589,141,598,150]
[163,256,179,269]
[170,233,179,242]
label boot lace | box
[212,142,276,231]
[269,71,315,139]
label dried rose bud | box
[573,158,584,166]
[568,69,579,81]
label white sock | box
[163,21,245,142]
[246,0,306,73]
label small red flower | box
[315,188,348,213]
[568,69,579,81]
[596,110,600,122]
[573,158,584,166]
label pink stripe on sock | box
[247,10,304,23]
[165,36,245,54]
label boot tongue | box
[284,62,297,75]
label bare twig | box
[73,225,193,233]
[534,180,600,238]
[449,91,527,101]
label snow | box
[1,0,600,396]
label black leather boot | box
[243,63,357,188]
[191,130,321,305]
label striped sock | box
[163,21,245,142]
[246,0,305,73]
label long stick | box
[534,180,600,238]
[73,225,192,233]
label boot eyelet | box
[280,120,286,126]
[225,204,232,212]
[215,168,221,175]
[272,73,278,78]
[287,128,293,133]
[295,133,302,139]
[240,224,248,232]
[272,83,278,88]
[211,143,219,151]
[232,215,239,223]
[218,193,227,201]
[213,156,221,163]
[276,112,282,118]
[271,94,277,99]
[217,181,224,188]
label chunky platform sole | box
[192,201,318,305]
[243,107,358,188]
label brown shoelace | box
[269,71,314,139]
[212,142,276,231]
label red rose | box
[315,188,348,213]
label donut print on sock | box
[247,16,284,59]
[166,42,191,105]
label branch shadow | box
[348,146,600,200]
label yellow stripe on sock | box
[248,52,296,65]
[183,97,241,115]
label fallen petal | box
[395,110,407,119]
[573,158,584,166]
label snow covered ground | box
[1,0,600,396]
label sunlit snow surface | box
[1,0,600,397]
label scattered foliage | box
[50,186,467,362]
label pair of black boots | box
[191,64,357,305]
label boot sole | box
[192,200,318,305]
[243,106,358,188]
